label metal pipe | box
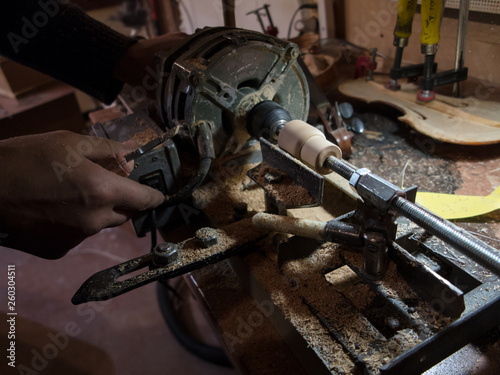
[452,0,470,97]
[222,0,236,28]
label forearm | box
[0,1,137,103]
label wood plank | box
[339,78,500,145]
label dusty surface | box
[189,263,308,375]
[255,163,316,207]
[129,127,159,147]
[179,112,500,374]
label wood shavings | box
[255,163,316,207]
[130,127,158,146]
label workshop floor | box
[0,223,238,375]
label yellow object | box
[394,0,418,39]
[416,186,500,220]
[420,0,444,45]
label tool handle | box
[420,0,444,46]
[394,0,418,40]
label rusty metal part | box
[153,242,179,266]
[195,227,218,248]
[362,231,388,279]
[71,218,266,304]
[247,138,324,210]
[324,155,500,277]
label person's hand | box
[112,32,188,97]
[0,131,165,259]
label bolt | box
[195,227,218,248]
[152,156,159,162]
[285,46,299,61]
[153,242,179,266]
[190,71,206,86]
[264,171,283,184]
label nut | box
[153,242,179,265]
[195,227,218,248]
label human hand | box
[112,32,188,97]
[0,131,165,259]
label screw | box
[152,156,159,162]
[191,71,206,86]
[264,171,283,184]
[153,242,179,266]
[195,227,218,248]
[285,46,299,61]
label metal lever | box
[72,218,265,304]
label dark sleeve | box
[0,1,138,104]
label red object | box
[266,26,278,37]
[355,56,377,79]
[417,90,436,102]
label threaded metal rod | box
[324,156,500,276]
[392,196,500,276]
[325,156,356,180]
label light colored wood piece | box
[339,78,500,145]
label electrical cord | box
[287,3,318,40]
[162,122,214,206]
[156,280,233,367]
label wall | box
[345,0,500,84]
[178,0,307,39]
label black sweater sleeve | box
[0,1,137,104]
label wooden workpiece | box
[278,120,342,174]
[339,77,500,145]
